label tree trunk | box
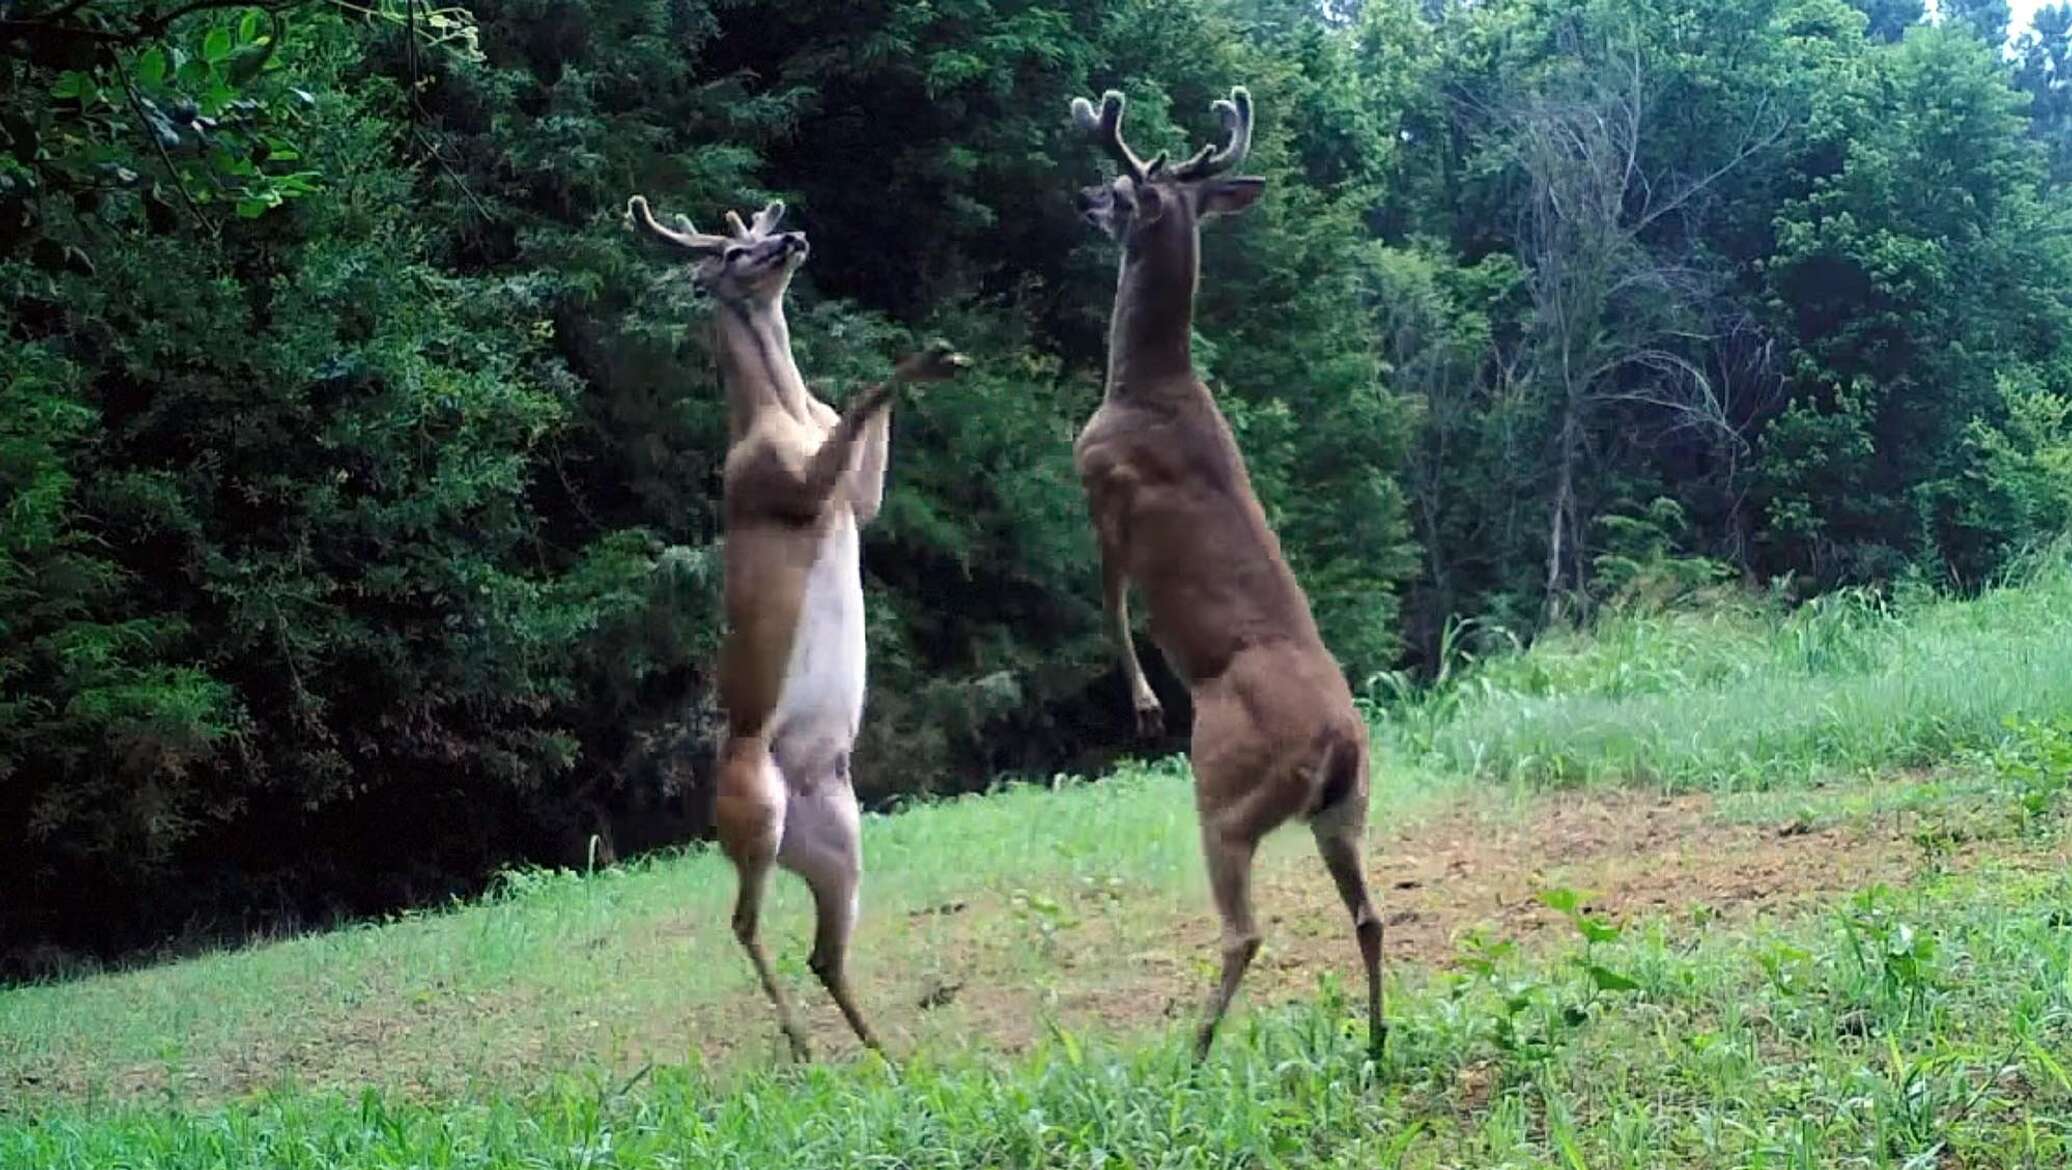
[1543,411,1579,627]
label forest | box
[6,0,2072,966]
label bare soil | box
[677,783,2030,1069]
[20,780,2050,1107]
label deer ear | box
[1199,176,1265,218]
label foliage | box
[7,768,2072,1166]
[1987,713,2072,825]
[1383,546,2072,788]
[11,0,2072,958]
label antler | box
[1070,90,1163,186]
[626,195,730,255]
[718,199,788,241]
[1167,86,1254,182]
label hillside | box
[8,563,2072,1166]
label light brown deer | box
[1066,86,1385,1061]
[627,193,965,1061]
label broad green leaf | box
[227,46,271,86]
[1576,916,1622,944]
[1585,965,1640,993]
[204,28,233,64]
[136,49,168,90]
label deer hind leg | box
[714,739,811,1062]
[1194,821,1262,1062]
[1312,791,1385,1060]
[778,759,881,1053]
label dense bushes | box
[6,0,2072,963]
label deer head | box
[625,195,808,303]
[1070,86,1265,247]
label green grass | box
[0,758,1463,1105]
[1382,558,2072,789]
[10,559,2072,1166]
[8,845,2070,1167]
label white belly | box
[770,511,867,771]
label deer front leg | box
[791,343,966,521]
[1092,489,1162,739]
[848,342,968,526]
[848,409,891,526]
[791,381,899,513]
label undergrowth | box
[1374,554,2072,789]
[9,859,2070,1168]
[9,563,2072,1166]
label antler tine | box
[1171,85,1254,182]
[627,195,730,255]
[750,200,786,238]
[1072,90,1156,185]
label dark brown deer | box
[1066,87,1385,1061]
[627,193,965,1061]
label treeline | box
[5,0,2072,965]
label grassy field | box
[7,561,2072,1167]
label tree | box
[1503,40,1780,620]
[1760,25,2070,586]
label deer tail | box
[1306,730,1363,820]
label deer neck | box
[713,296,814,438]
[1105,223,1200,402]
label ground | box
[12,579,2072,1165]
[6,767,2050,1112]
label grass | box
[1381,558,2072,789]
[8,556,2072,1166]
[0,758,1465,1105]
[8,835,2070,1167]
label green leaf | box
[2027,1038,2072,1094]
[234,197,274,218]
[136,49,168,90]
[226,45,271,86]
[1576,916,1622,944]
[50,72,91,100]
[1536,887,1584,916]
[204,28,233,64]
[238,10,263,42]
[1585,964,1640,993]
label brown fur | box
[1068,88,1385,1061]
[629,194,965,1061]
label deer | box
[626,193,966,1061]
[1065,85,1385,1062]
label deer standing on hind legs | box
[1065,86,1386,1062]
[626,194,966,1061]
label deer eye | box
[723,246,747,265]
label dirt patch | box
[651,785,2011,1072]
[14,782,2038,1107]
